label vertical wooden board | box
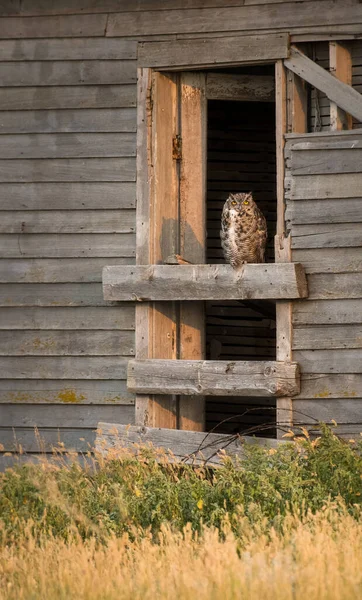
[275,61,293,435]
[287,71,308,134]
[135,71,179,429]
[330,41,353,131]
[179,72,207,431]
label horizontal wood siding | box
[0,33,137,453]
[285,130,362,435]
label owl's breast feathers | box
[221,204,267,268]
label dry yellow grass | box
[0,510,362,600]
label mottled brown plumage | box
[220,192,267,269]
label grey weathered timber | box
[0,234,135,258]
[285,46,362,123]
[298,373,362,399]
[0,307,134,330]
[0,39,137,60]
[293,350,362,374]
[293,399,362,425]
[95,422,279,466]
[108,3,362,37]
[0,259,135,284]
[103,264,308,301]
[0,357,128,379]
[0,283,111,307]
[0,428,97,453]
[0,379,134,405]
[0,210,135,234]
[0,134,136,160]
[0,330,134,356]
[138,34,289,69]
[287,149,362,176]
[286,173,362,200]
[0,405,134,428]
[286,199,362,225]
[0,61,136,86]
[0,14,108,38]
[0,108,136,133]
[307,273,362,300]
[291,224,362,249]
[0,183,136,210]
[293,325,362,350]
[0,158,135,183]
[0,85,136,111]
[293,300,362,325]
[127,359,300,397]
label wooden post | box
[178,72,207,431]
[287,71,308,133]
[329,41,353,131]
[275,60,293,436]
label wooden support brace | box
[127,359,301,398]
[329,41,353,131]
[103,263,308,302]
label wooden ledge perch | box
[95,422,280,466]
[127,359,301,398]
[103,263,308,302]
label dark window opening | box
[205,97,277,437]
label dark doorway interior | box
[205,98,277,437]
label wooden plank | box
[0,60,136,87]
[0,108,136,134]
[0,428,97,453]
[127,359,300,398]
[298,373,362,399]
[275,61,287,237]
[293,325,362,350]
[108,4,362,37]
[287,71,308,134]
[0,234,135,258]
[293,299,362,325]
[286,198,362,225]
[179,71,206,432]
[0,405,134,428]
[294,349,362,374]
[0,283,112,307]
[285,173,362,200]
[0,379,134,405]
[330,41,353,130]
[206,73,274,101]
[0,357,128,379]
[0,39,137,60]
[95,422,279,466]
[307,273,362,300]
[0,158,135,183]
[0,133,136,160]
[0,85,136,111]
[103,263,308,301]
[291,223,362,249]
[287,148,362,175]
[0,306,134,330]
[284,46,362,124]
[0,258,135,283]
[293,398,362,425]
[0,210,135,234]
[0,183,136,210]
[138,34,289,68]
[0,14,107,38]
[0,330,134,356]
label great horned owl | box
[220,192,267,269]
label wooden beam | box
[287,71,308,134]
[103,263,308,302]
[206,73,274,102]
[178,72,207,432]
[127,360,301,398]
[329,41,353,130]
[284,46,362,124]
[138,33,289,69]
[95,422,280,466]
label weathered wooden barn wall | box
[285,130,362,436]
[1,0,362,452]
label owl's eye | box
[243,200,249,205]
[231,200,237,206]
